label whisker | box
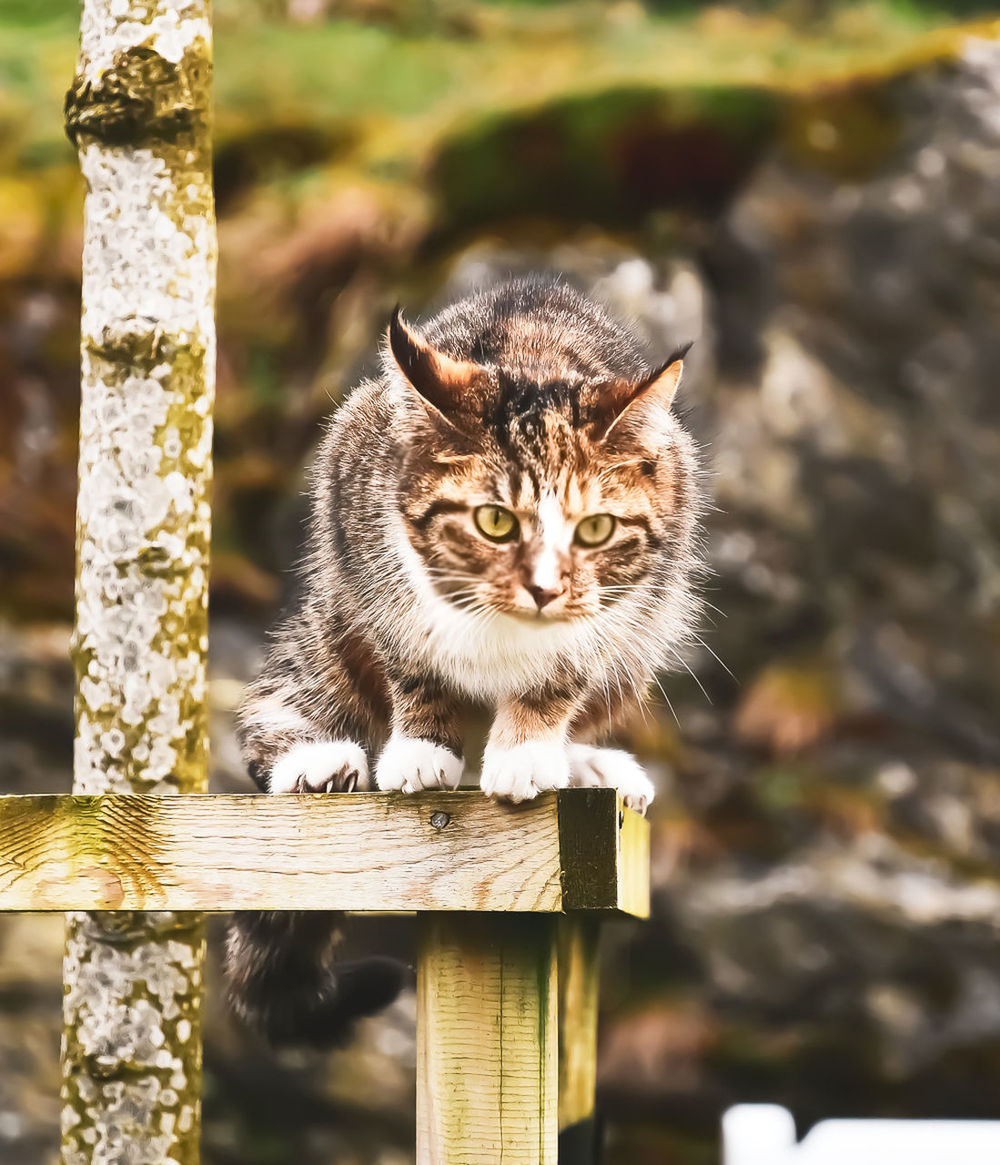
[664,646,712,705]
[691,634,736,681]
[623,668,653,728]
[650,672,681,728]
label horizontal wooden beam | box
[0,789,648,917]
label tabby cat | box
[227,277,702,1046]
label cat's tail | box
[225,911,406,1048]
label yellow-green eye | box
[574,513,616,547]
[474,504,520,543]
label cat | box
[226,276,703,1047]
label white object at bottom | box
[722,1104,1000,1165]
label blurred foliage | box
[3,0,998,616]
[2,0,998,176]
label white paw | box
[480,740,570,804]
[269,741,369,794]
[375,737,464,793]
[567,744,655,815]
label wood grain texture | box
[557,788,650,918]
[417,914,558,1165]
[618,796,651,918]
[558,916,601,1134]
[0,790,649,916]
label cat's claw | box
[567,744,655,815]
[269,740,370,794]
[375,737,464,793]
[481,741,570,804]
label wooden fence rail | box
[0,788,649,1163]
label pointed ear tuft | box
[592,341,692,439]
[388,307,488,425]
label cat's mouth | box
[505,607,573,624]
[433,581,592,624]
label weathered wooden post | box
[416,913,602,1163]
[415,790,647,1165]
[418,914,559,1163]
[60,0,216,1160]
[558,916,602,1160]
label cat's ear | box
[388,307,488,426]
[591,342,691,439]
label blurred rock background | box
[4,1,1000,1162]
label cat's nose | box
[527,583,564,610]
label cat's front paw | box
[269,741,369,794]
[375,737,464,793]
[480,741,570,804]
[567,744,655,814]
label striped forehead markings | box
[411,498,468,528]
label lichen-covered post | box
[60,2,216,1162]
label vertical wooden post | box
[61,1,216,1161]
[418,914,559,1165]
[558,916,602,1163]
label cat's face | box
[391,311,690,626]
[402,425,671,623]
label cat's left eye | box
[474,504,520,543]
[575,514,616,547]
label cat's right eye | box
[473,504,520,543]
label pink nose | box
[527,584,563,610]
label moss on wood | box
[65,45,200,147]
